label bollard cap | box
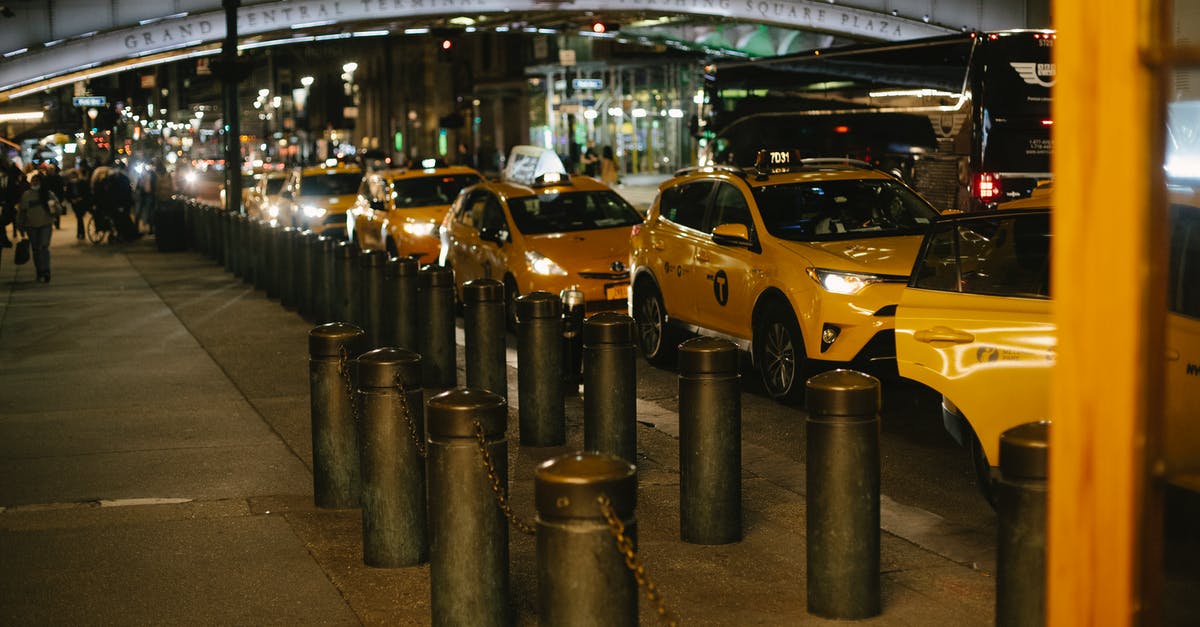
[298,229,316,241]
[535,453,637,520]
[463,278,505,304]
[805,369,880,420]
[678,336,739,375]
[334,240,359,259]
[282,226,300,235]
[318,235,338,252]
[308,232,326,248]
[309,323,365,357]
[515,291,561,321]
[353,347,423,389]
[387,256,419,277]
[583,312,635,347]
[426,388,507,438]
[360,249,389,268]
[418,266,455,288]
[999,421,1049,480]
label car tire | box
[504,275,520,333]
[971,434,998,509]
[755,303,806,403]
[633,282,676,367]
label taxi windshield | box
[300,173,362,196]
[752,178,937,241]
[506,190,642,235]
[392,174,480,208]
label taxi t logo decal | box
[712,270,729,306]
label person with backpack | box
[17,172,60,283]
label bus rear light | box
[975,172,1001,202]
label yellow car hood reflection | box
[777,236,924,276]
[523,228,632,272]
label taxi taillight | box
[974,172,1001,202]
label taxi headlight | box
[806,267,882,295]
[403,222,437,237]
[302,204,326,219]
[526,251,568,276]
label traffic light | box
[590,21,618,34]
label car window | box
[659,181,713,230]
[709,182,754,233]
[506,190,642,235]
[752,178,937,241]
[391,174,481,209]
[458,191,488,228]
[1169,205,1200,319]
[480,196,507,235]
[300,173,362,196]
[912,214,1051,298]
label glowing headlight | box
[184,172,198,184]
[302,204,326,219]
[526,251,568,276]
[403,222,437,237]
[806,267,882,295]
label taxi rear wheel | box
[756,305,806,403]
[633,283,674,366]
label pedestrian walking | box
[17,172,59,283]
[0,157,28,247]
[65,167,92,240]
[600,146,620,186]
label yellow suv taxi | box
[245,169,288,222]
[280,164,363,236]
[630,150,940,402]
[439,155,642,326]
[895,187,1200,498]
[347,163,482,265]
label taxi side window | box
[459,192,488,228]
[709,182,754,233]
[913,214,1051,298]
[480,197,507,235]
[1168,206,1200,318]
[659,181,713,231]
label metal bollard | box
[280,227,299,308]
[805,369,881,620]
[996,421,1048,627]
[308,323,365,509]
[427,388,509,627]
[418,266,457,389]
[333,241,361,325]
[354,347,427,567]
[241,215,254,284]
[297,230,316,318]
[385,256,420,351]
[463,279,508,398]
[252,219,267,291]
[265,222,283,300]
[359,250,389,349]
[230,214,243,278]
[314,236,336,324]
[236,214,249,281]
[583,312,638,464]
[678,337,742,544]
[223,211,234,273]
[289,229,308,312]
[536,452,638,626]
[516,292,565,446]
[561,288,585,390]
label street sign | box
[72,96,107,107]
[558,49,576,66]
[572,78,603,91]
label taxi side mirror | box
[712,223,753,248]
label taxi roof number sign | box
[755,149,805,175]
[504,145,567,187]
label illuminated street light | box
[258,88,270,98]
[342,62,358,74]
[300,76,314,87]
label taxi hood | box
[523,227,632,270]
[776,235,924,277]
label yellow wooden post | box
[1049,0,1168,625]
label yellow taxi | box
[894,186,1200,498]
[245,170,288,222]
[630,150,940,402]
[279,163,363,235]
[438,149,642,327]
[347,162,482,264]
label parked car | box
[279,164,363,236]
[894,186,1200,499]
[347,163,482,264]
[630,150,940,402]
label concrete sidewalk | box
[0,214,994,625]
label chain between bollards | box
[472,421,537,536]
[337,345,359,423]
[393,369,426,458]
[598,495,680,627]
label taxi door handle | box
[1166,348,1181,361]
[913,327,976,344]
[695,252,713,263]
[651,243,666,252]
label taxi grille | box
[578,271,629,281]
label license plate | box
[605,283,629,301]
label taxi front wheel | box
[756,305,806,403]
[633,283,675,367]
